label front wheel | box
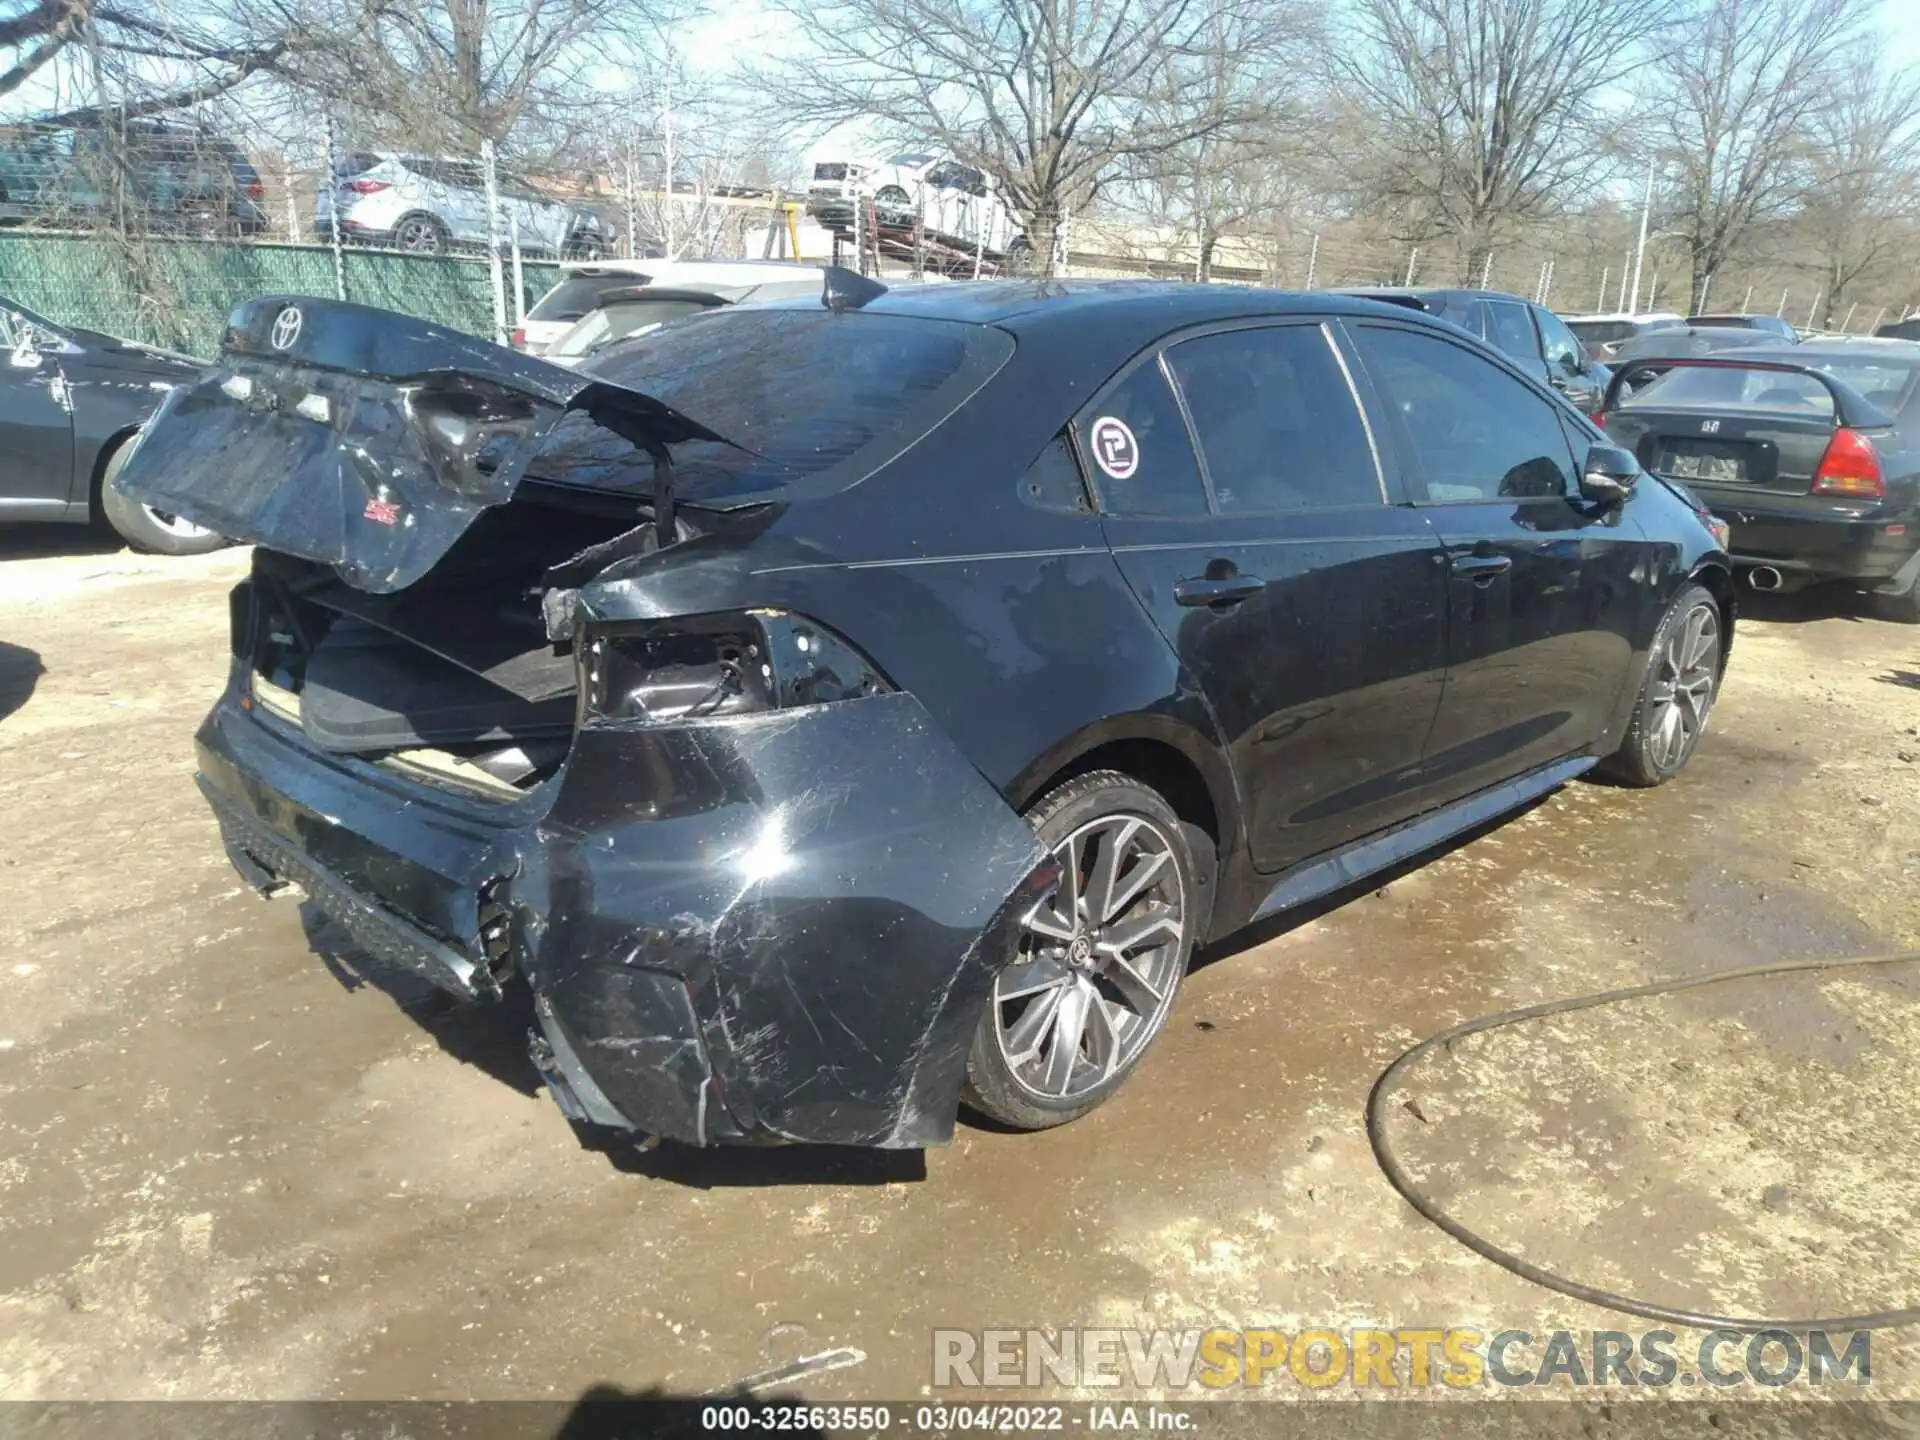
[391,212,449,254]
[1600,583,1722,786]
[963,771,1196,1131]
[98,438,229,556]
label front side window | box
[1534,308,1585,372]
[1165,325,1381,512]
[1355,326,1577,503]
[1075,358,1207,516]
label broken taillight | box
[582,611,891,724]
[1811,428,1885,498]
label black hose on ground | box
[1366,950,1920,1333]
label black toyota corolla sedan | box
[117,276,1733,1148]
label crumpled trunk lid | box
[114,295,729,594]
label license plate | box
[1664,451,1745,482]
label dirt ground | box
[2,527,1919,1413]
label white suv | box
[317,153,610,259]
[804,151,1022,259]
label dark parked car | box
[1606,324,1780,374]
[116,279,1733,1148]
[1876,317,1920,342]
[0,297,226,553]
[1686,313,1800,342]
[1562,313,1685,360]
[1600,339,1920,619]
[1341,287,1610,415]
[0,118,268,235]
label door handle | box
[1174,574,1264,607]
[1449,553,1513,583]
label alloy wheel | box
[395,217,443,252]
[1648,602,1719,769]
[993,813,1187,1101]
[141,505,214,541]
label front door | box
[1346,320,1648,804]
[0,312,74,512]
[1083,320,1451,873]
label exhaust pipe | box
[1747,565,1784,592]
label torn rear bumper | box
[197,687,1052,1149]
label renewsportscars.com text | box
[932,1327,1870,1390]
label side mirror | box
[1581,443,1640,505]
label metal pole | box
[1305,233,1319,289]
[1404,247,1418,286]
[1479,250,1493,289]
[1542,258,1555,308]
[973,215,984,280]
[1806,290,1821,329]
[323,114,346,302]
[1776,287,1789,317]
[1647,269,1658,307]
[1597,267,1608,311]
[1842,301,1858,332]
[1872,305,1888,332]
[1628,161,1653,312]
[1696,272,1712,314]
[480,138,508,346]
[852,190,864,277]
[510,214,525,329]
[1617,252,1630,311]
[1741,284,1754,312]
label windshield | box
[549,297,716,358]
[534,307,1014,501]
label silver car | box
[317,152,610,258]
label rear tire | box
[962,771,1196,1131]
[98,438,229,556]
[1600,583,1722,786]
[391,212,449,254]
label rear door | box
[1088,320,1451,872]
[1348,319,1649,801]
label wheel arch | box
[1007,715,1239,941]
[1688,559,1737,663]
[85,422,144,522]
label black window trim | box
[1342,316,1584,509]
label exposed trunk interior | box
[248,485,672,802]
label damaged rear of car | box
[121,292,1061,1148]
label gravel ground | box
[2,530,1917,1416]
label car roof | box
[761,278,1453,333]
[1562,311,1683,324]
[559,259,819,284]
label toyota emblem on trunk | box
[270,306,303,350]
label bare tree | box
[1336,0,1677,285]
[1788,47,1920,327]
[1122,2,1316,281]
[761,0,1289,273]
[1642,0,1869,313]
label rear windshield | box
[534,308,1014,501]
[549,297,715,357]
[1569,320,1640,345]
[1619,360,1916,416]
[528,274,650,323]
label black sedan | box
[1600,339,1920,619]
[113,278,1732,1148]
[0,297,225,554]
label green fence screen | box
[0,234,562,357]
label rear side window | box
[1355,325,1577,502]
[1165,325,1380,511]
[1436,297,1486,337]
[1076,358,1207,516]
[1534,308,1585,370]
[1485,301,1539,365]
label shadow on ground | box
[0,526,124,562]
[0,640,43,722]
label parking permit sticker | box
[1089,416,1138,480]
